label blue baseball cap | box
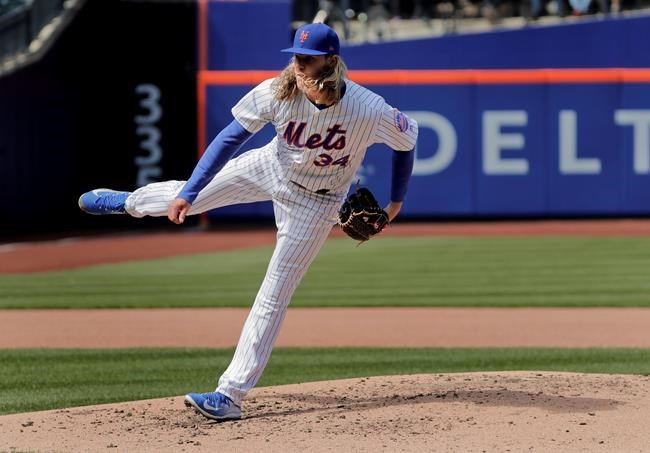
[281,23,340,56]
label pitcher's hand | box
[168,198,191,224]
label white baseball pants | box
[125,145,343,404]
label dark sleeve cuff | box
[390,148,415,203]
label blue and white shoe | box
[184,392,241,421]
[78,188,130,215]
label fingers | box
[167,205,181,224]
[179,205,188,224]
[167,199,190,225]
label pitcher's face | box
[293,54,334,91]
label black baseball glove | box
[338,187,389,242]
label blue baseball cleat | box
[184,392,241,421]
[78,188,130,215]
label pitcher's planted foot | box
[184,392,242,421]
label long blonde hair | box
[272,55,348,105]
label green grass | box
[1,347,649,415]
[3,236,650,308]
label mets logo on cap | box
[393,109,409,133]
[299,30,309,43]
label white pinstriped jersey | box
[126,76,418,409]
[232,78,418,195]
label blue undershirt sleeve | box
[390,148,415,203]
[177,119,253,204]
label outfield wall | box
[2,2,650,236]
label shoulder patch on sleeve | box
[393,109,409,133]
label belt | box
[290,180,330,195]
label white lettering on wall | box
[407,111,457,176]
[614,109,650,174]
[135,84,163,186]
[483,110,528,175]
[559,110,601,174]
[392,108,650,178]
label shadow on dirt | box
[240,388,621,421]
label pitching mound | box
[2,371,649,452]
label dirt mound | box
[2,371,649,452]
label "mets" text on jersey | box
[283,122,346,150]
